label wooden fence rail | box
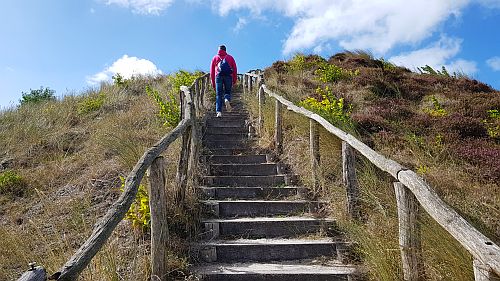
[17,74,211,281]
[243,72,500,280]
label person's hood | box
[217,49,228,56]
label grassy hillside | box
[0,74,201,280]
[1,52,498,280]
[245,51,499,280]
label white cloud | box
[211,0,469,55]
[103,0,174,15]
[87,55,162,85]
[233,17,248,33]
[389,36,461,69]
[487,56,500,71]
[389,36,477,75]
[446,59,478,75]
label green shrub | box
[169,70,203,91]
[20,87,55,105]
[112,73,128,87]
[77,93,106,114]
[483,109,500,139]
[287,54,324,73]
[424,96,448,117]
[314,63,359,83]
[300,86,353,128]
[0,170,27,197]
[146,86,180,127]
[121,177,150,232]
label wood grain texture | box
[274,99,283,155]
[149,157,169,281]
[17,267,46,281]
[394,182,424,281]
[309,119,320,192]
[342,142,361,221]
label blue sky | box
[1,0,500,109]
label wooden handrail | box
[243,72,500,279]
[16,73,211,281]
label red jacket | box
[210,49,237,89]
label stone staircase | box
[191,92,360,281]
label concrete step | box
[194,238,341,263]
[197,186,307,200]
[203,175,291,187]
[210,163,279,176]
[205,155,268,164]
[201,217,337,239]
[203,133,248,142]
[203,139,252,149]
[202,200,323,218]
[192,262,359,281]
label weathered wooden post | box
[176,90,192,204]
[249,76,254,93]
[149,157,169,281]
[309,119,320,192]
[258,86,265,136]
[342,141,361,220]
[394,182,424,281]
[243,75,248,93]
[194,79,200,116]
[274,99,283,155]
[17,263,46,281]
[188,89,200,189]
[473,259,497,281]
[200,77,206,110]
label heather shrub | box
[454,141,500,182]
[369,79,401,98]
[444,114,488,139]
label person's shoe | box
[216,112,222,118]
[225,99,232,112]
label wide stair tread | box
[192,261,358,281]
[194,238,344,263]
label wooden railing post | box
[473,259,497,281]
[149,156,169,281]
[244,75,248,93]
[249,76,254,93]
[188,90,200,189]
[17,264,46,281]
[274,99,283,155]
[342,141,361,220]
[258,85,264,136]
[394,182,424,281]
[309,119,320,191]
[176,91,192,204]
[194,79,200,115]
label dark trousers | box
[215,74,232,112]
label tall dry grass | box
[0,75,200,280]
